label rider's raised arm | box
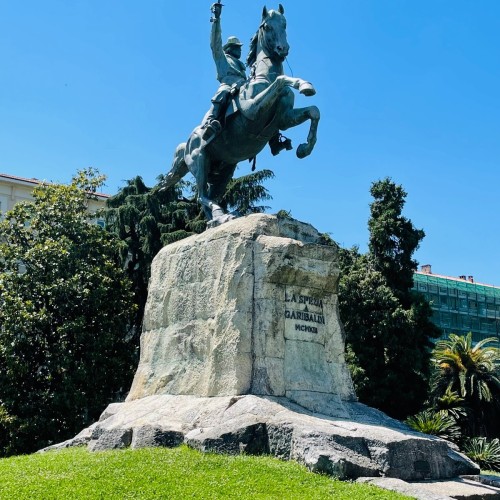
[210,5,224,64]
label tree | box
[368,178,425,303]
[339,178,440,419]
[0,169,136,455]
[105,169,274,340]
[221,169,274,215]
[431,333,500,437]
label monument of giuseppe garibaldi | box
[45,4,478,481]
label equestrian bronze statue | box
[162,3,320,226]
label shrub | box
[405,409,461,442]
[462,437,500,472]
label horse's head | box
[259,5,289,62]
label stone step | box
[358,475,500,500]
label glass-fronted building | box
[413,265,500,343]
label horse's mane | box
[246,31,258,67]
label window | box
[471,318,479,331]
[429,294,439,306]
[462,316,472,329]
[440,312,451,327]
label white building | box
[0,173,109,224]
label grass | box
[483,470,500,477]
[0,445,410,499]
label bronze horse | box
[163,5,320,225]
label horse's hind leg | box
[163,143,189,188]
[207,163,237,214]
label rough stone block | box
[88,428,132,452]
[127,214,356,407]
[131,425,184,449]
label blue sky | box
[1,1,499,285]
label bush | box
[405,410,461,442]
[462,437,500,472]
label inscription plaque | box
[284,288,326,337]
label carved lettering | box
[285,289,325,335]
[285,310,325,324]
[295,324,318,333]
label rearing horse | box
[163,4,320,225]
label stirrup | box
[270,134,293,156]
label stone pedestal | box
[45,214,478,481]
[127,214,355,416]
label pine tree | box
[368,178,425,304]
[339,178,440,419]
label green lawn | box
[0,445,410,499]
[483,470,500,477]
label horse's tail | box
[163,142,189,189]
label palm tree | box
[431,332,500,437]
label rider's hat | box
[223,36,243,51]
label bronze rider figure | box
[202,2,246,142]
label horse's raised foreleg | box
[240,76,316,122]
[279,76,316,97]
[279,104,320,159]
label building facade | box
[413,265,500,343]
[0,173,109,224]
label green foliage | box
[221,169,274,215]
[462,437,500,472]
[0,171,136,455]
[275,209,292,219]
[434,386,469,424]
[0,446,410,499]
[339,178,440,420]
[405,410,461,442]
[368,178,425,300]
[431,333,500,437]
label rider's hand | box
[211,3,222,19]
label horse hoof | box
[207,212,236,229]
[296,144,309,159]
[299,82,316,96]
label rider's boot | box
[201,119,222,142]
[201,103,223,142]
[269,133,293,156]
